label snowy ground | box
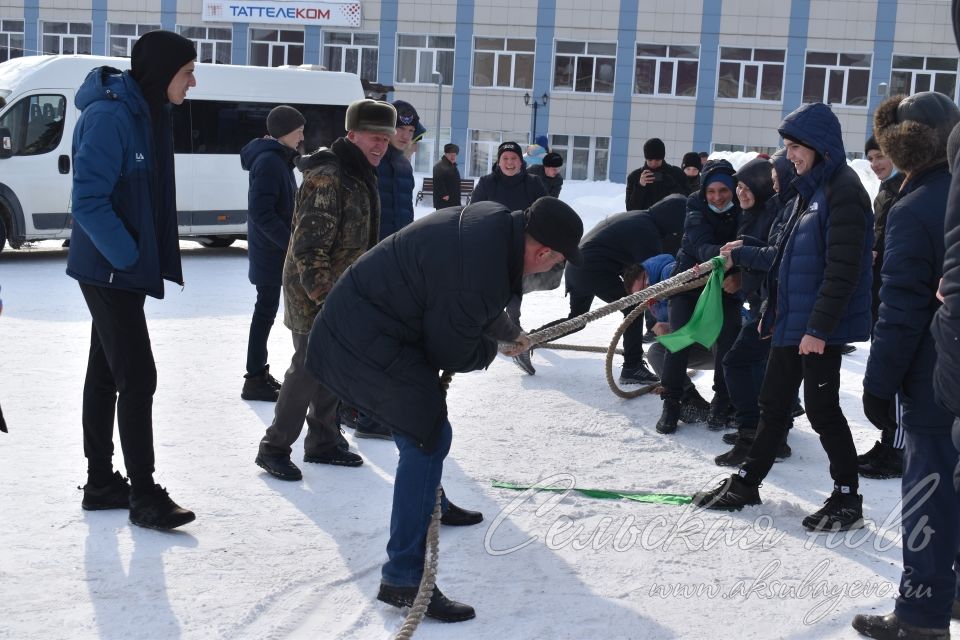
[0,169,940,640]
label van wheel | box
[0,218,6,254]
[196,236,235,248]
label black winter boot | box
[858,443,903,479]
[255,453,303,481]
[692,473,761,511]
[81,471,131,510]
[129,485,195,530]
[441,501,484,526]
[377,583,476,622]
[706,396,732,431]
[656,399,681,434]
[715,435,754,467]
[802,487,863,532]
[678,387,710,424]
[851,611,949,639]
[242,369,281,402]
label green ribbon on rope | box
[656,255,728,354]
[492,480,692,505]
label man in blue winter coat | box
[239,105,304,402]
[694,102,873,533]
[306,196,583,622]
[68,30,197,530]
[851,92,960,640]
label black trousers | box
[565,266,645,369]
[79,283,157,489]
[742,345,859,489]
[660,291,742,401]
[245,284,281,377]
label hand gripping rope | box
[394,259,720,638]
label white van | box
[0,55,364,252]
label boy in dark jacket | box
[377,100,419,240]
[852,91,960,640]
[307,197,583,622]
[68,30,197,530]
[693,103,873,533]
[239,105,303,402]
[625,138,688,210]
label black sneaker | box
[377,583,476,623]
[802,488,863,532]
[714,440,752,467]
[255,453,303,481]
[841,344,857,355]
[81,471,131,510]
[851,611,949,640]
[265,369,282,391]
[722,428,756,446]
[129,485,195,530]
[620,363,660,386]
[242,372,280,402]
[692,473,761,511]
[304,446,363,467]
[858,444,903,479]
[857,440,885,465]
[656,399,681,434]
[441,501,484,526]
[706,396,731,431]
[512,351,536,375]
[354,416,393,440]
[678,388,710,424]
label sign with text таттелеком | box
[202,0,362,27]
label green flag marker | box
[657,255,728,354]
[492,480,693,505]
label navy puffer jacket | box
[377,144,415,240]
[307,202,525,450]
[761,103,873,346]
[866,163,954,433]
[240,138,295,286]
[674,159,741,275]
[67,67,182,298]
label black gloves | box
[862,391,897,431]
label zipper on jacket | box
[109,272,114,283]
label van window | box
[0,94,66,156]
[172,99,347,155]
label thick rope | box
[537,343,624,355]
[394,485,443,640]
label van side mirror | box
[0,127,11,159]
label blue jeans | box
[382,419,453,587]
[895,428,960,629]
[245,284,281,377]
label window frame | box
[322,30,379,82]
[633,42,700,98]
[715,46,785,102]
[107,23,161,58]
[471,36,535,90]
[39,21,92,56]
[395,33,455,86]
[889,54,959,102]
[549,133,610,181]
[801,50,872,108]
[249,28,305,68]
[553,39,618,95]
[178,25,232,65]
[0,20,25,64]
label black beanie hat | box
[266,105,305,139]
[543,152,564,168]
[392,100,420,129]
[344,99,396,134]
[681,151,702,170]
[864,135,880,155]
[497,141,523,161]
[443,143,459,154]
[643,138,666,160]
[524,197,584,266]
[130,30,196,110]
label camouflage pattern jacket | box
[283,137,381,334]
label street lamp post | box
[523,92,548,145]
[433,72,444,166]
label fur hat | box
[525,197,584,266]
[443,143,459,154]
[681,151,702,170]
[643,138,666,161]
[266,105,305,139]
[874,91,960,175]
[543,152,564,168]
[344,99,397,135]
[497,141,523,160]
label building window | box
[802,51,871,107]
[108,23,161,58]
[466,129,528,177]
[634,44,698,97]
[0,20,24,63]
[411,127,451,173]
[713,143,778,155]
[323,31,378,82]
[890,55,958,101]
[179,26,232,64]
[396,34,454,85]
[550,134,609,181]
[472,37,534,89]
[554,41,616,94]
[250,29,304,67]
[717,47,784,101]
[41,22,91,55]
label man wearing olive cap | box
[306,195,583,621]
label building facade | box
[1,0,956,181]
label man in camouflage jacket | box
[255,99,397,481]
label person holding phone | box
[625,138,687,211]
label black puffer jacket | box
[932,122,960,418]
[306,201,524,450]
[871,172,906,324]
[471,165,546,212]
[625,162,688,210]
